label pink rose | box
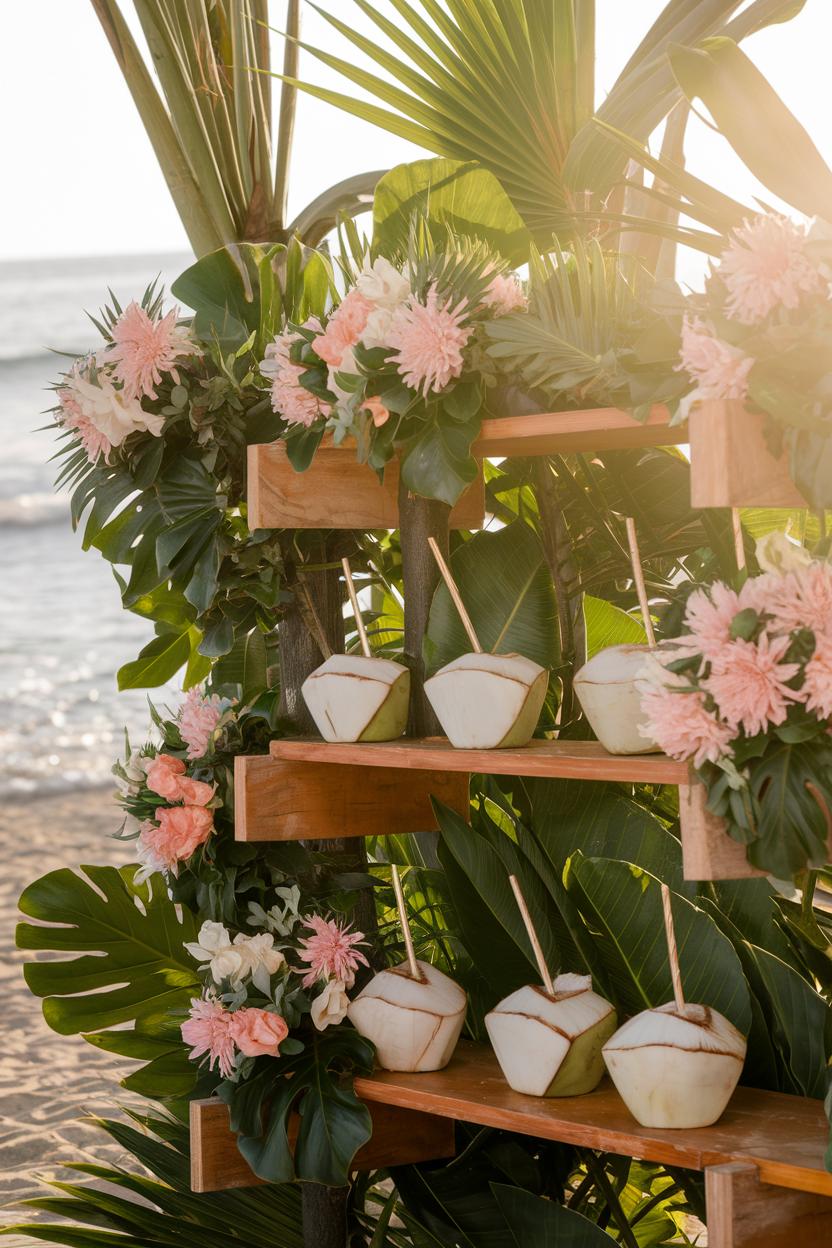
[176,775,216,807]
[363,395,390,428]
[145,753,187,800]
[312,290,373,370]
[154,804,214,860]
[230,1007,289,1058]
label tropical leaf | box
[492,1183,613,1246]
[583,593,648,659]
[424,521,558,675]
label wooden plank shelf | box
[355,1043,832,1198]
[474,403,685,457]
[269,736,687,785]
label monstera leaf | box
[220,1029,374,1186]
[424,522,558,675]
[17,864,200,1098]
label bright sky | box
[2,1,831,269]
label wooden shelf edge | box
[474,404,686,457]
[269,736,689,785]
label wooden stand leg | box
[706,1162,832,1247]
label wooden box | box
[689,400,806,509]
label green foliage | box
[17,865,200,1099]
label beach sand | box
[0,787,142,1247]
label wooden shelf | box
[689,400,805,509]
[474,404,685,457]
[269,736,688,785]
[355,1042,832,1199]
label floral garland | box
[259,250,526,506]
[639,533,832,878]
[677,210,832,507]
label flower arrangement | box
[677,210,832,507]
[639,533,832,878]
[259,245,526,506]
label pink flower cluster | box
[388,284,473,396]
[297,915,369,988]
[181,996,289,1078]
[677,317,753,403]
[720,214,822,325]
[640,561,832,765]
[104,302,192,400]
[261,322,330,429]
[178,686,224,759]
[135,753,216,880]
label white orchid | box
[184,921,286,992]
[310,979,351,1031]
[754,530,815,576]
[240,932,286,994]
[64,364,164,447]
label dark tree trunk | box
[277,531,373,1248]
[397,479,451,736]
[534,459,583,726]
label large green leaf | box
[492,1184,613,1247]
[743,943,830,1098]
[17,863,199,1043]
[117,627,192,690]
[583,593,648,660]
[373,157,530,262]
[424,521,558,675]
[668,37,832,221]
[400,408,481,507]
[565,855,751,1034]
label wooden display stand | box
[689,400,806,509]
[192,1043,832,1244]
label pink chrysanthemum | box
[104,302,192,400]
[677,316,753,400]
[719,214,822,325]
[261,326,330,428]
[765,563,832,637]
[57,386,112,463]
[678,582,744,663]
[297,915,368,988]
[312,289,373,370]
[804,634,832,720]
[178,686,223,759]
[481,273,527,316]
[705,634,801,735]
[388,284,472,396]
[640,681,734,768]
[181,995,237,1078]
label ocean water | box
[0,252,192,798]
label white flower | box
[356,256,411,309]
[234,932,285,994]
[113,748,146,797]
[184,921,246,988]
[64,364,164,447]
[310,979,350,1031]
[755,530,815,575]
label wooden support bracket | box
[689,400,805,509]
[190,1097,455,1192]
[234,753,470,841]
[705,1162,832,1248]
[678,781,765,881]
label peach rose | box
[176,775,216,807]
[230,1007,289,1058]
[144,753,187,800]
[362,395,390,428]
[154,804,214,860]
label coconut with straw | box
[347,863,467,1072]
[573,515,665,755]
[423,537,548,749]
[602,883,746,1128]
[301,557,411,742]
[485,875,616,1097]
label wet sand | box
[0,787,141,1246]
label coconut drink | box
[602,885,746,1128]
[423,538,548,749]
[301,559,410,743]
[574,517,660,755]
[348,865,466,1072]
[485,876,616,1096]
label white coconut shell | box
[485,975,617,1097]
[424,652,548,749]
[602,1001,746,1128]
[301,654,410,743]
[347,959,467,1072]
[574,644,660,755]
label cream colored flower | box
[66,366,164,447]
[235,932,286,994]
[356,256,411,309]
[310,979,351,1031]
[755,530,814,576]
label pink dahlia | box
[297,915,368,988]
[388,284,472,396]
[705,633,801,735]
[104,302,192,400]
[57,386,112,463]
[803,634,832,721]
[640,682,734,768]
[719,214,822,325]
[767,562,832,637]
[312,289,373,370]
[178,686,223,759]
[679,582,744,663]
[181,995,237,1078]
[481,273,527,316]
[677,316,753,400]
[261,327,329,428]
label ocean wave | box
[0,492,67,528]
